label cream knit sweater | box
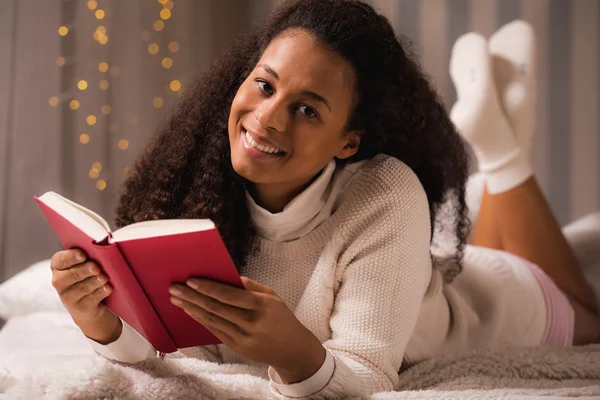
[86,154,546,399]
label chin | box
[230,150,262,184]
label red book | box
[34,191,244,354]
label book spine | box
[89,243,177,354]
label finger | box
[239,276,274,293]
[62,273,109,304]
[51,249,87,271]
[201,321,236,348]
[52,261,101,294]
[77,283,113,310]
[171,287,255,325]
[177,298,243,342]
[186,279,262,310]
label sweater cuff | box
[85,317,157,363]
[268,347,334,398]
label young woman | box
[49,1,600,398]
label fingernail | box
[76,252,85,261]
[169,285,183,295]
[187,279,200,289]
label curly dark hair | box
[115,0,471,282]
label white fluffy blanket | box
[1,312,599,399]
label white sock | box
[489,20,537,160]
[449,32,532,194]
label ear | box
[336,130,363,160]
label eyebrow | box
[257,63,332,112]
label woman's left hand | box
[169,276,326,383]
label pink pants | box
[520,257,575,347]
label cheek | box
[291,126,343,157]
[229,85,252,135]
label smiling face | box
[227,29,361,211]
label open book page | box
[38,191,216,244]
[111,219,215,242]
[37,192,111,243]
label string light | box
[160,9,171,20]
[170,80,182,92]
[168,41,179,53]
[153,20,164,31]
[148,43,159,55]
[52,5,186,197]
[161,57,173,68]
[118,139,129,150]
[153,97,164,108]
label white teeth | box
[244,130,281,154]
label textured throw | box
[1,337,599,399]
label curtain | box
[1,0,598,281]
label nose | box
[255,97,286,133]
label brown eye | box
[298,104,317,119]
[256,80,274,95]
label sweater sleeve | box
[270,159,433,399]
[85,317,157,363]
[85,317,223,364]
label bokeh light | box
[161,57,173,68]
[168,41,180,53]
[148,43,159,54]
[170,80,182,91]
[153,97,164,108]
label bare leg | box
[450,25,599,344]
[469,185,502,250]
[487,176,600,344]
[489,177,595,310]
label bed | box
[1,173,599,399]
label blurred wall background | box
[0,0,598,282]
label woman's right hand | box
[50,249,114,326]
